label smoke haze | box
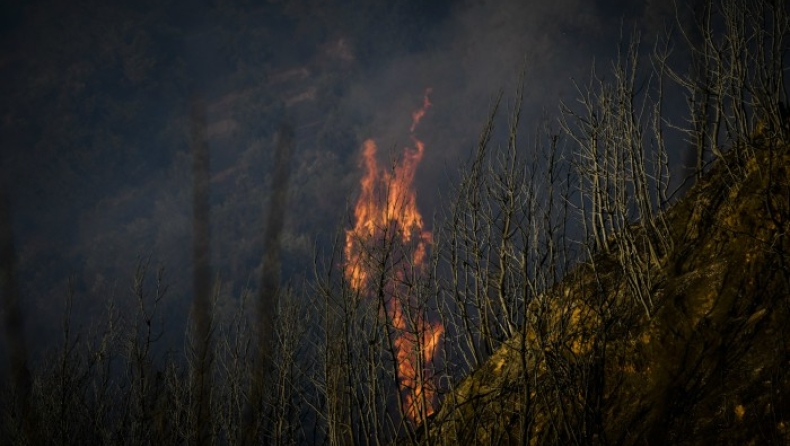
[0,0,684,360]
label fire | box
[344,89,443,424]
[390,297,444,422]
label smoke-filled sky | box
[0,0,689,358]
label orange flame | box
[390,297,444,422]
[344,89,443,423]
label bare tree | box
[190,95,214,445]
[0,189,36,444]
[243,121,296,444]
[3,1,787,445]
[664,0,790,180]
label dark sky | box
[0,0,685,358]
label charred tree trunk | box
[0,189,35,443]
[191,96,213,445]
[243,122,294,444]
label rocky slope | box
[422,136,790,445]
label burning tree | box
[343,89,444,426]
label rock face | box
[423,140,790,445]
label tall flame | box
[344,89,443,424]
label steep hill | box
[422,136,790,445]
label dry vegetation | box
[2,0,789,444]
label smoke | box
[0,0,681,357]
[334,0,677,211]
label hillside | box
[420,135,790,445]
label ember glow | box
[344,89,443,423]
